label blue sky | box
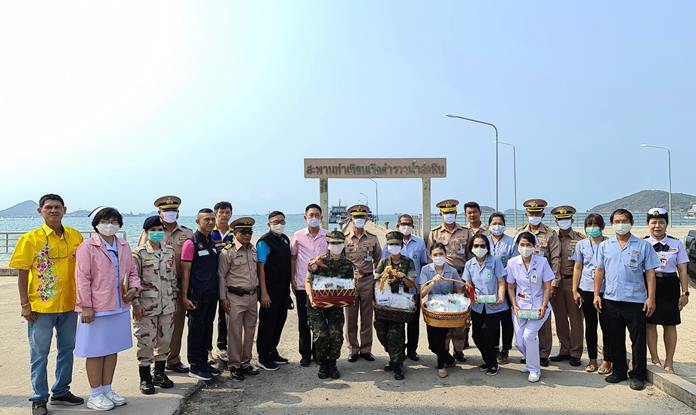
[1,1,694,215]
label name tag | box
[530,271,538,284]
[198,249,210,256]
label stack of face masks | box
[374,285,416,310]
[312,276,354,291]
[426,294,471,313]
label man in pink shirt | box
[290,204,328,366]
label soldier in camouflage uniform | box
[132,216,177,394]
[306,230,354,380]
[373,231,416,380]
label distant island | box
[0,200,156,218]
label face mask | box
[398,225,413,236]
[613,223,632,236]
[148,230,165,243]
[472,247,488,258]
[557,219,572,230]
[353,218,366,229]
[443,213,456,225]
[519,246,534,258]
[489,224,505,236]
[432,256,447,267]
[307,217,321,228]
[97,223,120,237]
[162,211,178,224]
[387,245,402,256]
[585,227,602,238]
[271,224,285,234]
[328,244,344,255]
[528,216,542,226]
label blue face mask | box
[148,230,165,243]
[585,227,602,238]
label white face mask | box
[528,216,542,226]
[97,223,120,237]
[271,224,285,234]
[353,218,366,229]
[432,256,447,267]
[519,246,535,258]
[307,217,321,228]
[557,219,572,230]
[162,211,178,224]
[328,244,344,255]
[443,213,456,225]
[613,223,632,236]
[489,224,505,236]
[398,225,413,236]
[472,247,488,258]
[387,245,402,256]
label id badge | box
[458,244,466,254]
[629,249,639,267]
[530,271,538,284]
[198,249,210,257]
[485,270,493,281]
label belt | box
[562,274,573,279]
[227,286,257,296]
[655,272,678,278]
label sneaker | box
[217,349,229,362]
[258,360,280,371]
[241,365,260,376]
[50,391,84,406]
[230,368,245,381]
[497,350,510,365]
[188,367,213,381]
[629,378,646,391]
[86,394,115,411]
[104,390,126,407]
[166,362,190,373]
[528,371,541,383]
[205,364,221,376]
[31,401,47,415]
[272,352,289,365]
[519,366,529,373]
[605,373,629,384]
[540,358,550,367]
[479,364,489,372]
[454,351,467,363]
[486,366,500,376]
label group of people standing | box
[12,193,691,415]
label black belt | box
[227,286,257,296]
[655,272,678,278]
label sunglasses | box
[473,244,487,248]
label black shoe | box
[463,340,470,350]
[139,365,156,395]
[393,363,405,380]
[329,360,340,379]
[347,353,359,363]
[384,362,394,372]
[50,391,84,405]
[629,378,646,391]
[166,362,189,373]
[258,360,280,371]
[520,358,526,364]
[153,361,175,388]
[540,358,550,367]
[486,366,500,376]
[318,362,330,379]
[205,364,221,376]
[479,363,489,372]
[605,373,629,384]
[230,368,245,381]
[360,352,375,361]
[272,352,289,365]
[497,350,510,365]
[31,401,47,415]
[407,351,420,362]
[454,351,467,363]
[569,357,582,367]
[241,365,260,376]
[549,354,571,362]
[300,356,312,367]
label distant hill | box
[590,190,696,213]
[0,200,39,217]
[65,210,91,217]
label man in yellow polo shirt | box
[10,194,85,415]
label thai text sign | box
[304,158,446,178]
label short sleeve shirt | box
[463,255,508,314]
[595,235,660,303]
[417,263,461,295]
[570,238,605,293]
[505,255,555,310]
[647,236,689,273]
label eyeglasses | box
[270,220,287,225]
[473,244,487,248]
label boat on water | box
[329,201,349,224]
[685,204,696,220]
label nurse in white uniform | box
[505,231,554,382]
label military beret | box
[327,230,346,243]
[523,198,547,213]
[436,199,459,214]
[386,231,405,244]
[154,195,181,210]
[347,204,370,217]
[231,217,255,230]
[550,205,576,219]
[142,215,162,230]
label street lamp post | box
[369,178,379,223]
[359,192,369,210]
[446,114,499,211]
[641,144,672,227]
[499,140,518,229]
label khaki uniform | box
[344,230,382,354]
[218,239,259,369]
[551,229,585,358]
[464,223,490,238]
[132,242,178,366]
[518,223,560,359]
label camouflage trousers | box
[307,305,344,361]
[133,312,175,366]
[374,318,406,364]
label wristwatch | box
[683,291,690,297]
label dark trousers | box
[472,309,502,369]
[186,292,218,368]
[295,290,313,359]
[496,295,514,352]
[405,297,421,354]
[257,289,289,361]
[579,289,611,361]
[216,301,228,350]
[605,299,646,380]
[427,325,455,369]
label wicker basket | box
[374,303,416,323]
[421,278,473,328]
[310,275,356,308]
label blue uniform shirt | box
[463,255,508,314]
[488,234,517,267]
[570,238,606,293]
[595,235,660,303]
[382,235,428,294]
[418,263,461,295]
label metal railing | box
[1,230,127,258]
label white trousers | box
[513,307,551,373]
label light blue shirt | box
[488,234,517,267]
[570,238,605,293]
[257,240,270,263]
[382,235,428,294]
[95,237,128,317]
[463,255,508,314]
[595,235,660,303]
[418,263,461,295]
